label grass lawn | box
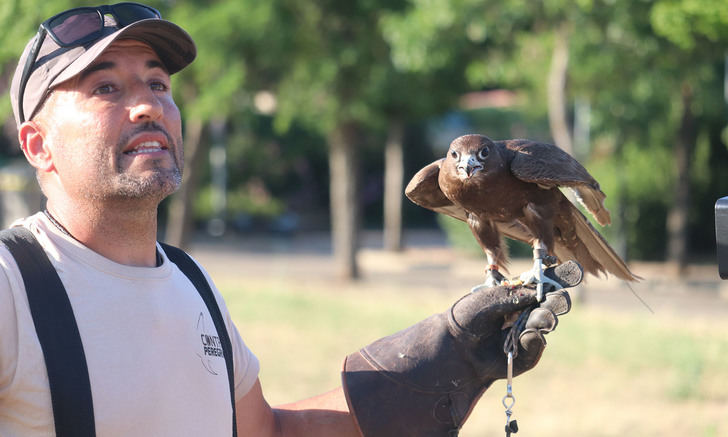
[217,277,728,437]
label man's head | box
[10,3,196,204]
[10,2,196,127]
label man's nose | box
[128,84,163,123]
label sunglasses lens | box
[47,9,102,45]
[110,3,160,27]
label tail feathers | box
[558,207,641,282]
[571,186,611,227]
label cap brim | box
[50,18,196,88]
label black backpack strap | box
[160,243,237,437]
[0,227,95,437]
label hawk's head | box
[445,134,500,181]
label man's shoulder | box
[6,211,45,230]
[0,217,54,313]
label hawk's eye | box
[450,150,459,159]
[477,148,488,160]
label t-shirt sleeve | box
[227,317,261,401]
[0,246,19,396]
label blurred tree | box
[239,1,486,278]
[381,0,728,267]
[650,0,728,268]
[555,0,728,267]
[249,0,426,278]
[160,0,270,248]
[162,0,398,278]
[2,0,728,269]
[376,2,487,251]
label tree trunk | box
[328,122,360,280]
[666,83,697,274]
[164,118,206,249]
[207,119,228,237]
[572,97,591,162]
[383,119,405,252]
[547,23,573,155]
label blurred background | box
[1,0,727,435]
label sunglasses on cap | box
[16,2,162,123]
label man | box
[0,3,574,436]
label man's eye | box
[150,81,169,92]
[93,84,116,95]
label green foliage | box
[379,0,461,73]
[465,106,551,140]
[164,0,272,122]
[193,184,285,221]
[2,0,728,260]
[651,0,728,49]
[267,0,438,135]
[437,215,481,256]
[586,139,674,260]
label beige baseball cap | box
[10,6,196,127]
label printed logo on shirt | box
[196,312,223,375]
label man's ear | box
[18,121,54,173]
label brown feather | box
[568,206,641,281]
[405,159,468,222]
[571,186,611,226]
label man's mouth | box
[124,141,167,155]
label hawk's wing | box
[503,139,611,226]
[405,159,468,222]
[405,158,536,244]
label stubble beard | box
[110,160,182,201]
[88,126,184,203]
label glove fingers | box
[518,308,555,352]
[451,286,540,335]
[452,281,571,340]
[517,290,571,353]
[540,289,571,316]
[543,260,583,289]
[519,328,546,352]
[525,307,558,332]
[513,325,547,373]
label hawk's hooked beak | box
[456,154,483,179]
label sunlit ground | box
[190,230,728,437]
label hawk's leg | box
[485,265,506,286]
[519,240,563,301]
[471,255,506,293]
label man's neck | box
[46,198,161,267]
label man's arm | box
[235,378,359,437]
[238,262,580,437]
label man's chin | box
[109,171,182,200]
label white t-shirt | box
[0,213,260,436]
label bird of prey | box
[405,134,639,296]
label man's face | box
[37,39,184,204]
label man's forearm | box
[273,387,360,437]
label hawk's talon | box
[471,266,507,293]
[544,255,558,267]
[518,267,564,294]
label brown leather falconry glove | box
[342,261,582,437]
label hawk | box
[406,134,639,295]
